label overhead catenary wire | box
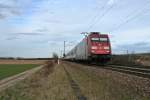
[110,1,150,33]
[86,0,108,31]
[87,0,116,32]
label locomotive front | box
[88,32,111,63]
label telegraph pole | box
[60,50,63,58]
[63,41,66,57]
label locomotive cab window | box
[91,38,99,42]
[91,37,108,42]
[100,38,108,42]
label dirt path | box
[63,64,87,100]
[0,65,44,92]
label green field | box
[0,64,39,80]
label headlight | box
[91,50,95,53]
[106,51,110,52]
[91,46,98,49]
[104,46,110,50]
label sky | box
[0,0,150,58]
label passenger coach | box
[66,32,111,63]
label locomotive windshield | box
[91,38,99,42]
[100,38,108,42]
[91,37,108,42]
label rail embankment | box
[64,61,150,100]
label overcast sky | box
[0,0,150,57]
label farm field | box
[0,60,48,64]
[0,64,40,80]
[0,59,47,80]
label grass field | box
[0,64,39,80]
[0,60,47,64]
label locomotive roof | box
[90,32,101,34]
[89,32,108,36]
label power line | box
[87,1,116,31]
[86,1,108,31]
[110,1,150,33]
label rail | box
[103,65,150,79]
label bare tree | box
[52,53,59,64]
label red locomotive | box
[66,32,111,63]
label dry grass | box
[110,54,150,67]
[0,61,76,100]
[65,62,150,100]
[0,60,48,64]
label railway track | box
[102,65,150,79]
[74,62,150,79]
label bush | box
[110,54,141,66]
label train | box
[65,32,112,63]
